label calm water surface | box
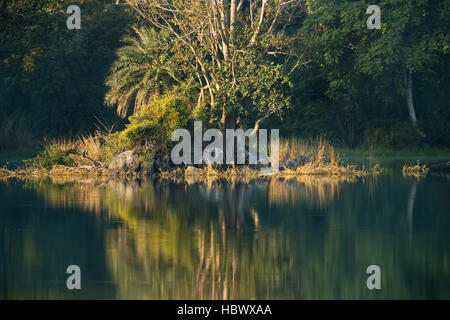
[0,172,449,299]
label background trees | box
[0,0,449,150]
[0,0,130,148]
[281,0,450,146]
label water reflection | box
[0,174,449,299]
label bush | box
[364,121,422,149]
[24,138,78,169]
[103,92,191,162]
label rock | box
[256,159,270,168]
[185,165,204,176]
[257,153,271,167]
[295,155,309,166]
[108,151,140,174]
[282,155,309,169]
[284,159,297,169]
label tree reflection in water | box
[1,174,448,299]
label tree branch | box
[250,0,267,44]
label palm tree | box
[105,26,181,117]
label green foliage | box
[103,91,191,161]
[1,0,449,153]
[117,1,306,129]
[192,101,211,125]
[24,139,78,169]
[365,121,422,149]
[214,48,293,127]
[105,26,184,117]
[282,0,450,147]
[0,0,131,143]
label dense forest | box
[0,0,449,155]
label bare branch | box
[230,0,237,42]
[267,0,297,34]
[250,0,267,44]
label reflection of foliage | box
[268,175,356,209]
[106,214,297,299]
[101,180,295,299]
[6,175,450,299]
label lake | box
[0,171,449,299]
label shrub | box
[103,92,191,162]
[365,121,422,149]
[24,138,78,169]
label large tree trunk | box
[230,0,237,41]
[404,70,417,127]
[220,107,238,130]
[404,70,425,137]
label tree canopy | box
[1,0,449,149]
[123,0,307,131]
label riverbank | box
[338,145,450,163]
[0,161,383,181]
[2,138,450,181]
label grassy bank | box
[337,145,450,163]
[3,134,450,181]
[0,136,385,180]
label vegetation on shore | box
[402,162,430,178]
[0,134,383,180]
[1,1,449,179]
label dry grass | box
[159,165,262,180]
[0,168,16,178]
[75,134,106,165]
[280,162,382,177]
[1,165,108,180]
[5,136,382,181]
[43,137,76,149]
[49,165,108,177]
[19,133,108,171]
[279,137,339,165]
[279,137,382,177]
[3,134,109,180]
[403,162,429,177]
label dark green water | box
[0,173,449,299]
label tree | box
[0,0,131,139]
[105,26,184,117]
[125,0,308,131]
[302,0,449,138]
